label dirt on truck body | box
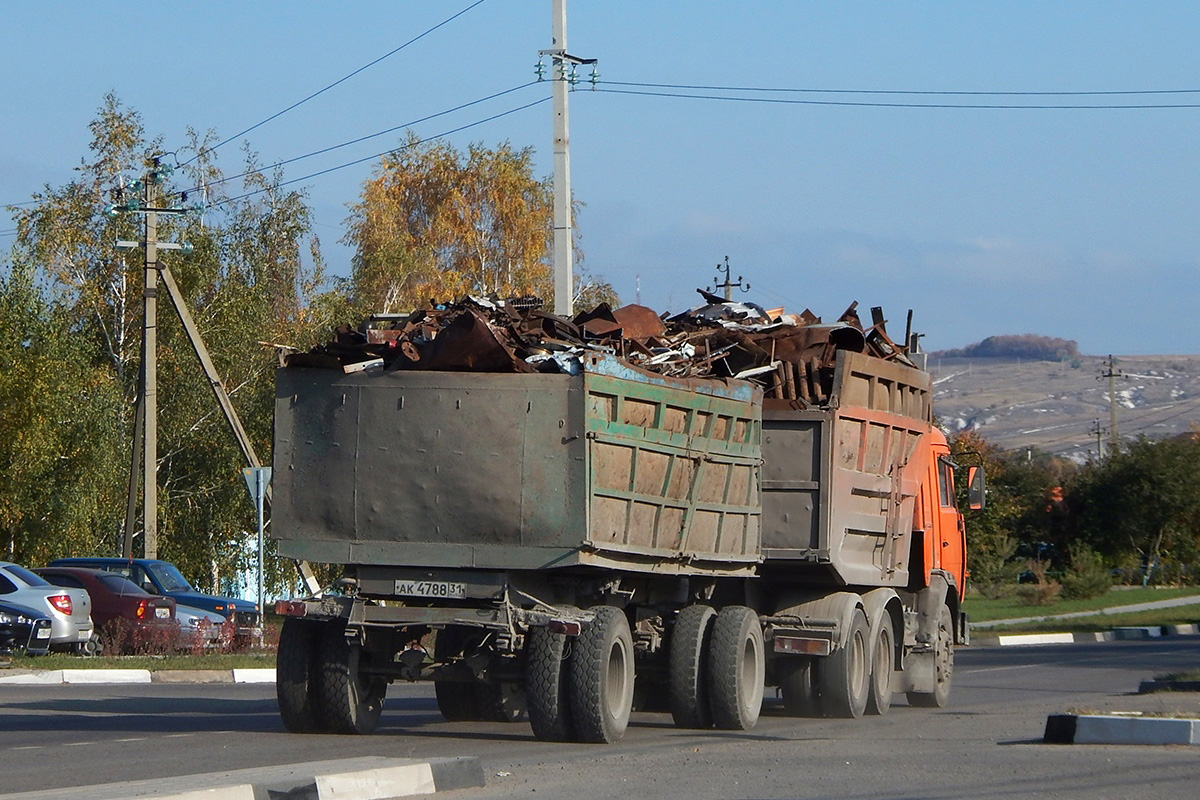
[271,293,982,742]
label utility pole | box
[541,0,595,317]
[711,255,750,300]
[1101,355,1122,455]
[1090,418,1105,461]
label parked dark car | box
[34,567,177,654]
[0,598,53,656]
[48,558,260,646]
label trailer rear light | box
[773,635,831,657]
[547,619,581,636]
[274,600,308,617]
[49,594,72,615]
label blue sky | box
[4,1,1199,355]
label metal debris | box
[286,291,920,409]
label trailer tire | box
[526,625,573,741]
[778,656,818,717]
[315,620,386,735]
[568,606,635,743]
[277,617,322,733]
[707,606,765,731]
[669,604,715,728]
[817,608,870,719]
[907,603,954,708]
[865,615,895,716]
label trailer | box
[271,336,981,742]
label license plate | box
[35,628,50,639]
[394,580,466,599]
[155,607,170,619]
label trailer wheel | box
[865,615,895,716]
[568,606,635,743]
[817,608,869,719]
[315,619,387,735]
[668,604,715,728]
[778,656,818,717]
[907,604,954,708]
[707,606,765,731]
[276,617,322,733]
[526,625,573,741]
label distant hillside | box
[934,334,1080,362]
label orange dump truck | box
[270,317,983,743]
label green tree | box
[5,96,335,595]
[1065,435,1200,585]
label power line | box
[211,95,550,208]
[593,85,1200,110]
[177,82,538,198]
[183,0,490,165]
[602,80,1200,98]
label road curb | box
[0,756,485,800]
[0,668,276,685]
[1139,679,1200,694]
[972,624,1200,648]
[1044,713,1200,746]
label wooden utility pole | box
[1101,355,1122,455]
[712,255,750,300]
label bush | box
[1016,559,1061,606]
[1060,542,1113,600]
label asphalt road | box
[1,639,1198,799]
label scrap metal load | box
[284,289,920,406]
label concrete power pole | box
[1101,355,1122,455]
[543,0,594,317]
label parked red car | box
[34,567,177,654]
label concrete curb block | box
[0,756,484,800]
[972,624,1200,648]
[0,668,276,685]
[1044,713,1200,746]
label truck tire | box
[706,606,765,731]
[778,656,818,717]
[526,625,573,741]
[865,614,895,716]
[277,618,322,733]
[315,619,387,735]
[669,604,715,728]
[434,627,481,722]
[817,608,869,719]
[907,604,954,708]
[568,605,635,743]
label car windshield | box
[98,573,148,596]
[2,564,51,587]
[147,563,193,592]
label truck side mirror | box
[967,465,986,511]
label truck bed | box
[273,354,763,575]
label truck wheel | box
[277,618,322,733]
[817,608,869,719]
[315,619,386,734]
[865,615,895,716]
[907,604,954,708]
[669,604,715,728]
[568,605,635,743]
[434,627,481,721]
[526,625,573,741]
[707,606,765,731]
[778,656,818,716]
[479,681,527,723]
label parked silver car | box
[0,562,93,651]
[175,605,225,649]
